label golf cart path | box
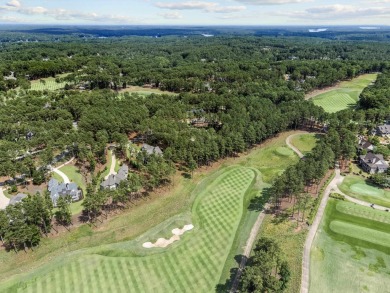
[300,172,388,293]
[286,132,308,159]
[0,187,10,209]
[230,204,270,292]
[300,168,342,293]
[333,183,388,211]
[105,150,117,180]
[52,157,74,184]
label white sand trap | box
[143,224,194,248]
[172,224,194,236]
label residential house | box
[48,178,82,206]
[141,144,163,156]
[100,164,129,190]
[359,153,389,174]
[9,193,28,205]
[376,124,390,137]
[358,137,374,152]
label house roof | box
[360,153,389,169]
[358,139,374,150]
[100,164,129,188]
[141,144,163,155]
[48,178,79,203]
[377,124,390,134]
[9,193,28,205]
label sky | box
[0,0,390,26]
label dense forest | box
[1,31,390,291]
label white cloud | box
[233,0,312,4]
[6,0,21,8]
[275,4,390,21]
[0,1,139,23]
[159,11,183,19]
[155,1,246,13]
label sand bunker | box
[143,224,194,248]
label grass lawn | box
[310,199,390,293]
[0,132,299,292]
[119,86,176,97]
[0,167,259,292]
[30,77,67,91]
[290,134,320,155]
[51,165,86,215]
[339,175,390,208]
[311,74,377,113]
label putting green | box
[0,166,258,293]
[275,146,294,157]
[350,183,384,197]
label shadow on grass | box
[248,187,271,212]
[215,254,243,293]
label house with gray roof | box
[358,137,374,152]
[100,164,129,190]
[9,193,28,205]
[141,144,163,156]
[48,178,82,206]
[376,124,390,136]
[359,153,389,174]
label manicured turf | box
[0,132,299,292]
[339,175,390,208]
[290,134,319,155]
[310,199,390,293]
[0,167,258,292]
[311,74,377,113]
[30,77,67,91]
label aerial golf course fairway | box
[1,167,258,293]
[310,199,390,293]
[310,74,377,113]
[339,175,390,208]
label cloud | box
[277,4,390,20]
[159,11,183,19]
[6,0,21,8]
[233,0,312,4]
[155,1,246,13]
[0,2,139,23]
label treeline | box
[240,237,290,292]
[270,124,357,217]
[0,36,389,92]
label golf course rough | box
[310,199,390,293]
[1,166,258,293]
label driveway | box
[0,187,10,209]
[52,157,74,184]
[105,150,117,180]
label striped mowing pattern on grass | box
[5,167,256,293]
[310,199,390,293]
[312,92,356,113]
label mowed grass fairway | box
[290,134,319,155]
[310,74,377,113]
[1,167,258,292]
[339,175,390,208]
[310,199,390,293]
